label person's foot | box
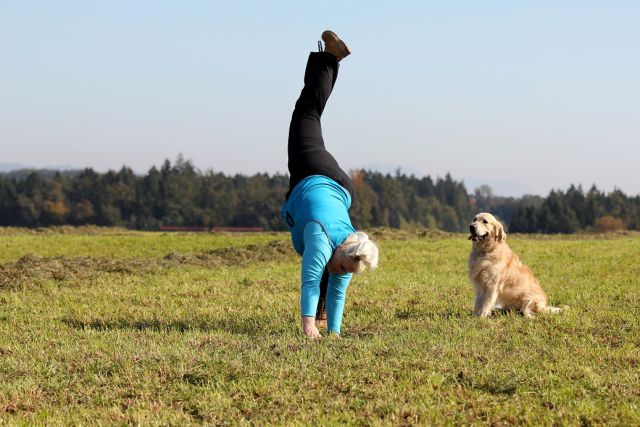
[302,316,322,339]
[321,30,351,61]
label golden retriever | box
[468,212,562,317]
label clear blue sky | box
[1,1,638,196]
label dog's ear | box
[494,221,506,242]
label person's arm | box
[300,221,333,338]
[326,272,352,334]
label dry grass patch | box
[0,240,295,290]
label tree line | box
[1,157,638,233]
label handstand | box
[281,30,379,338]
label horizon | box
[2,2,639,197]
[0,159,632,199]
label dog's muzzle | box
[468,224,488,242]
[468,231,489,242]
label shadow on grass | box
[393,305,529,320]
[475,382,518,396]
[452,371,519,396]
[61,314,291,336]
[394,307,468,320]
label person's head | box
[327,231,379,275]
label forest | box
[1,157,638,233]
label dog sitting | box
[468,212,561,317]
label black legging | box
[286,52,355,312]
[286,52,355,200]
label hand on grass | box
[302,316,321,339]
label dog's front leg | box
[472,291,485,317]
[476,287,499,317]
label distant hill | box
[0,163,30,172]
[1,162,78,172]
[0,168,82,181]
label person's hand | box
[302,316,321,339]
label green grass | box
[1,229,639,425]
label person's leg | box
[286,52,354,199]
[325,273,351,334]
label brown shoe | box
[321,30,351,61]
[315,298,327,328]
[316,298,327,329]
[316,298,327,321]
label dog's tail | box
[544,305,569,314]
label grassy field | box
[1,228,639,425]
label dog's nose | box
[470,224,476,233]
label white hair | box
[341,231,379,273]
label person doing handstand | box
[281,30,379,339]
